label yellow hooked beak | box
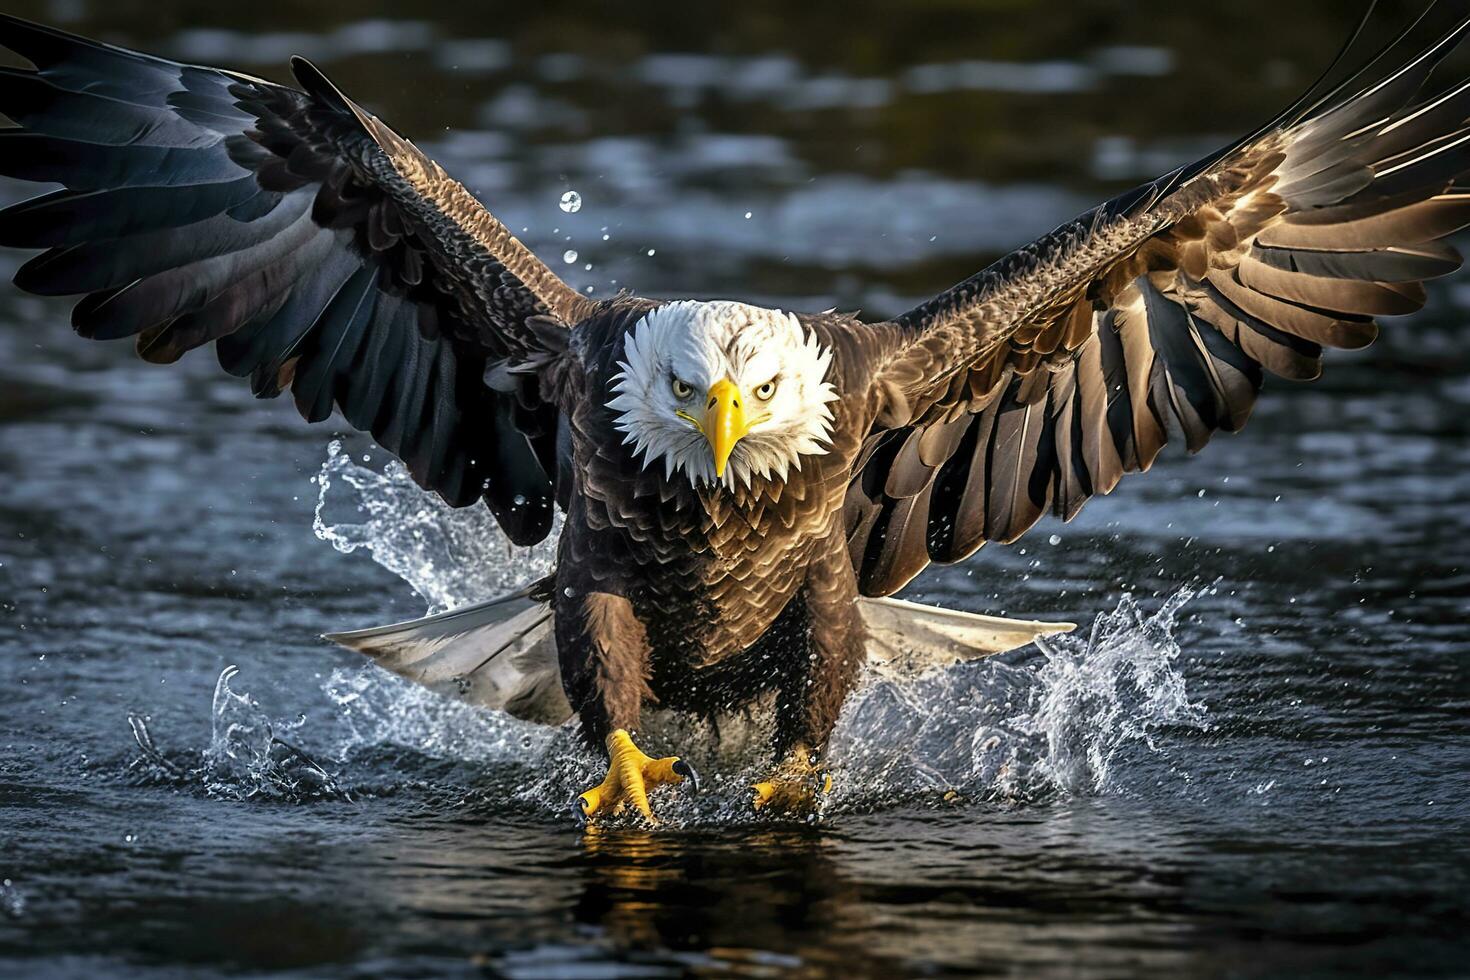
[703,378,749,477]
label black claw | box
[572,797,589,825]
[672,759,701,794]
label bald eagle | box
[3,9,1468,820]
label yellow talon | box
[576,729,698,824]
[751,749,832,813]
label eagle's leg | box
[753,545,865,813]
[557,591,697,822]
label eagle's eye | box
[754,379,777,401]
[671,377,694,400]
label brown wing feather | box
[848,7,1470,596]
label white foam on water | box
[295,442,1211,820]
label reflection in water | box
[566,827,857,974]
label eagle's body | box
[559,303,862,664]
[552,301,879,751]
[5,7,1470,818]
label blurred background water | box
[0,0,1467,976]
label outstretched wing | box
[849,6,1470,595]
[0,15,594,544]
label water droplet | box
[1048,534,1061,546]
[512,494,527,506]
[646,248,656,257]
[744,211,753,219]
[559,190,582,213]
[563,586,576,598]
[563,249,578,264]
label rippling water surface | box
[1,1,1467,976]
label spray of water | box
[1018,589,1208,793]
[313,439,558,613]
[126,666,350,802]
[825,586,1207,808]
[321,663,555,766]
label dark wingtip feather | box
[288,56,379,142]
[290,57,353,115]
[0,12,69,67]
[0,12,176,73]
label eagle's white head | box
[607,300,840,489]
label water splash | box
[309,440,1211,821]
[1015,588,1208,794]
[126,666,350,802]
[312,439,557,613]
[322,664,554,766]
[205,664,277,784]
[823,587,1207,809]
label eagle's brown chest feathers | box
[573,451,850,666]
[556,310,871,666]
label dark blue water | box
[1,2,1467,976]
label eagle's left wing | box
[848,7,1470,596]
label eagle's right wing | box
[0,15,594,544]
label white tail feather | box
[323,588,572,725]
[324,591,1074,726]
[860,595,1074,681]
